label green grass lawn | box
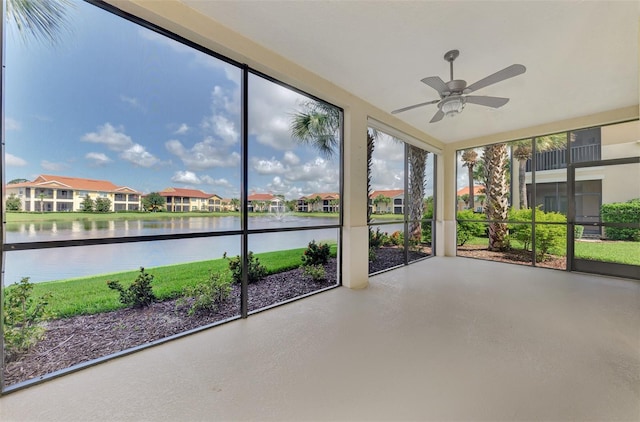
[463,236,639,265]
[10,245,337,319]
[574,240,640,265]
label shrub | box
[3,277,52,361]
[303,264,326,282]
[508,207,567,262]
[389,230,403,246]
[179,271,232,316]
[224,251,266,284]
[509,208,534,250]
[456,209,486,246]
[107,267,157,308]
[601,199,640,241]
[368,228,387,249]
[302,240,331,266]
[574,225,584,239]
[421,206,434,244]
[368,247,377,262]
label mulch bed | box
[456,244,566,270]
[3,259,337,387]
[369,245,433,274]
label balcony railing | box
[525,144,601,172]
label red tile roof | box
[248,193,278,201]
[456,185,486,196]
[300,192,340,200]
[159,187,214,199]
[6,174,141,194]
[369,189,404,199]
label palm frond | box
[6,0,74,45]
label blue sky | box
[5,1,431,200]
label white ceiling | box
[182,1,639,144]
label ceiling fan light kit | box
[392,49,526,123]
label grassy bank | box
[5,211,340,223]
[13,245,337,319]
[463,236,639,265]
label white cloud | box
[283,151,300,166]
[174,123,189,135]
[82,123,135,151]
[120,95,145,112]
[200,175,233,188]
[5,153,27,166]
[165,138,240,170]
[41,160,68,171]
[201,114,238,146]
[5,118,21,131]
[121,144,160,168]
[82,123,160,168]
[253,157,286,175]
[171,170,202,184]
[248,78,306,150]
[85,152,112,166]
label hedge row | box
[601,199,640,241]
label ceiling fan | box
[391,50,526,123]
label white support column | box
[441,145,458,256]
[341,107,369,289]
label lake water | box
[3,215,340,284]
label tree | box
[408,145,428,241]
[461,149,479,211]
[290,100,340,159]
[37,192,45,213]
[95,197,112,213]
[6,0,74,45]
[143,192,166,212]
[290,100,380,223]
[372,194,391,213]
[8,178,28,184]
[81,195,94,212]
[230,198,240,212]
[512,134,566,209]
[6,194,22,211]
[306,196,322,212]
[328,199,340,212]
[483,143,510,251]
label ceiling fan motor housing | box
[445,79,467,95]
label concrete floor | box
[1,257,639,421]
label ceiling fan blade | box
[465,95,510,108]
[464,64,526,94]
[429,109,445,123]
[391,99,439,114]
[420,76,449,95]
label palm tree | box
[483,143,509,251]
[373,194,391,213]
[290,100,378,222]
[461,149,479,211]
[512,134,566,209]
[290,100,340,159]
[408,145,428,242]
[6,0,74,45]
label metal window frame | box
[1,0,344,393]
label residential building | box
[369,189,404,214]
[158,187,223,212]
[297,193,340,212]
[522,121,640,236]
[456,185,486,212]
[4,174,142,212]
[247,193,284,213]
